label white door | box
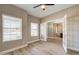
[40,23,47,41]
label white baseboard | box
[0,44,28,55]
[27,39,40,44]
[40,39,47,41]
[67,47,79,52]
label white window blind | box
[2,15,22,42]
[31,23,38,36]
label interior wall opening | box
[47,22,63,45]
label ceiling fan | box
[33,4,55,11]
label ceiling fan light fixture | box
[41,5,46,9]
[33,4,55,11]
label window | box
[31,23,38,36]
[2,15,22,42]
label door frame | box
[41,15,67,53]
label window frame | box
[2,14,22,42]
[31,22,39,37]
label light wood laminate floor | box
[11,37,66,55]
[6,37,79,55]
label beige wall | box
[67,16,79,49]
[41,5,79,23]
[53,23,62,33]
[0,4,28,52]
[48,23,62,38]
[48,23,54,37]
[0,4,40,52]
[41,5,79,50]
[27,15,40,43]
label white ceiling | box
[14,4,75,18]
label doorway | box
[40,16,67,53]
[47,23,63,46]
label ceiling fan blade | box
[45,4,55,6]
[33,4,55,9]
[33,4,41,8]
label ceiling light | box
[41,5,46,11]
[41,5,46,9]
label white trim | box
[27,39,40,44]
[0,44,28,55]
[45,18,64,24]
[40,39,47,41]
[68,47,79,52]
